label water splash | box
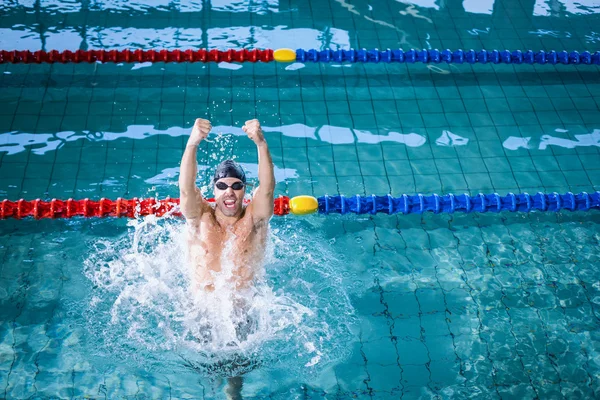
[83,216,356,379]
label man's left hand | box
[243,119,266,145]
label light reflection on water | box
[0,26,352,52]
[1,0,599,52]
[2,124,598,156]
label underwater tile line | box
[474,215,539,397]
[511,216,567,394]
[373,277,405,397]
[445,221,502,396]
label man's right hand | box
[188,118,212,146]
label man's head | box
[213,160,246,217]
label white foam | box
[83,216,356,377]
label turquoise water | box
[1,0,600,398]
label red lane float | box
[0,196,292,220]
[0,49,274,64]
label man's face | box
[214,178,246,217]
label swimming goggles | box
[215,181,245,190]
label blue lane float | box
[294,49,600,65]
[318,192,600,215]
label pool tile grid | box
[0,212,598,398]
[1,0,600,398]
[330,210,600,399]
[1,2,600,201]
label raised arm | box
[179,118,211,220]
[243,119,275,223]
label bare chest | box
[186,213,266,273]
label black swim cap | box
[213,159,246,184]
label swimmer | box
[179,118,275,292]
[179,118,274,399]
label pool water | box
[1,0,600,398]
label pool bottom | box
[0,211,599,398]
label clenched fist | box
[187,118,211,146]
[242,119,266,146]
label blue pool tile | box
[0,4,599,398]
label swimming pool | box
[1,0,600,398]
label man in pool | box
[179,118,275,292]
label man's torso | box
[186,206,267,291]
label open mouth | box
[223,199,236,209]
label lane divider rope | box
[1,48,599,65]
[0,192,598,220]
[291,48,600,65]
[0,49,274,64]
[319,192,600,215]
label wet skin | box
[179,118,275,292]
[185,179,269,291]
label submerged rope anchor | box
[0,192,598,220]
